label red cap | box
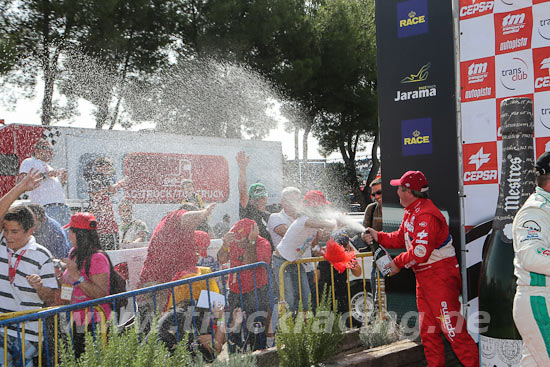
[63,212,98,230]
[302,190,331,207]
[194,230,210,257]
[230,218,256,240]
[390,171,429,192]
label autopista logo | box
[461,57,495,101]
[395,62,437,102]
[495,9,532,54]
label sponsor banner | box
[496,93,533,140]
[534,0,550,5]
[397,0,429,38]
[535,136,550,157]
[493,0,534,13]
[532,3,550,48]
[401,118,432,156]
[534,91,550,136]
[494,8,533,54]
[461,99,498,143]
[394,62,437,102]
[495,49,534,98]
[533,47,550,92]
[461,56,496,101]
[463,142,499,185]
[460,16,496,61]
[123,153,229,204]
[460,0,495,20]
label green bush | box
[58,320,255,367]
[276,290,344,367]
[359,317,401,349]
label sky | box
[0,87,339,161]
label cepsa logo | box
[397,0,429,39]
[459,0,494,20]
[494,9,532,55]
[401,118,432,157]
[534,47,550,92]
[463,142,498,185]
[460,56,495,101]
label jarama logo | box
[495,9,533,54]
[463,142,498,185]
[459,0,494,20]
[534,47,550,92]
[460,56,495,101]
[394,62,437,102]
[401,118,432,156]
[397,0,429,39]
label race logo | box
[397,0,429,39]
[459,0,494,20]
[498,55,532,95]
[534,47,550,92]
[395,62,437,102]
[463,142,498,185]
[460,57,495,101]
[401,118,432,156]
[494,9,532,54]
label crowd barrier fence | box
[0,262,274,367]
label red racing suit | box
[377,198,479,367]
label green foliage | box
[276,290,344,367]
[360,317,402,349]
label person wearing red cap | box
[363,171,478,367]
[61,212,112,357]
[217,218,272,351]
[272,190,336,312]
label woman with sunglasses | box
[61,213,111,357]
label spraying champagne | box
[369,238,392,277]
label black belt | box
[44,203,66,207]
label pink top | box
[63,251,111,326]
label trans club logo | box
[401,118,432,156]
[459,0,494,20]
[463,142,498,185]
[397,0,428,39]
[534,47,550,92]
[498,55,532,94]
[394,62,437,102]
[494,9,533,55]
[537,15,550,41]
[460,56,495,101]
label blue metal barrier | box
[0,261,274,367]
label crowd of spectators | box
[0,144,369,363]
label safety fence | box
[277,252,386,326]
[0,262,274,367]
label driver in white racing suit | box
[512,151,550,367]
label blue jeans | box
[0,334,37,367]
[272,254,310,312]
[44,204,71,227]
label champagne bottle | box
[478,97,534,367]
[371,240,392,277]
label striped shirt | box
[0,234,58,342]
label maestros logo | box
[459,0,494,20]
[495,9,532,54]
[460,56,495,101]
[534,47,550,92]
[395,62,437,102]
[463,142,498,185]
[397,0,428,38]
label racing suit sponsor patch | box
[414,245,427,257]
[536,247,550,257]
[419,221,427,227]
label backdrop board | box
[375,0,460,255]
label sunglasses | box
[373,190,382,196]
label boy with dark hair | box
[0,169,59,366]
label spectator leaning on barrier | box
[217,218,272,351]
[236,151,272,246]
[0,169,58,366]
[118,200,148,245]
[272,190,336,313]
[26,203,70,259]
[362,171,479,367]
[18,140,71,226]
[61,212,111,358]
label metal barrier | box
[0,262,274,367]
[277,252,387,325]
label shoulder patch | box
[414,245,427,258]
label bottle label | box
[479,335,522,367]
[375,255,392,277]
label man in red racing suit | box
[363,170,478,367]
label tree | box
[311,0,378,210]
